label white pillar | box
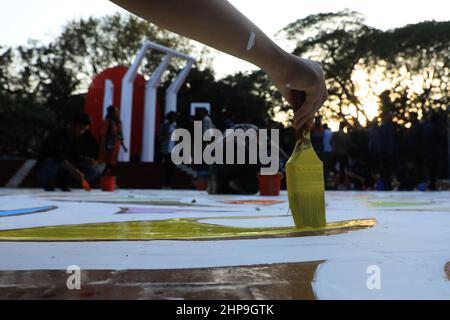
[118,40,196,162]
[165,60,195,115]
[119,42,151,162]
[141,54,172,162]
[102,79,114,119]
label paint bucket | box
[257,173,282,196]
[194,170,209,191]
[101,176,116,192]
[375,180,385,191]
[418,182,427,192]
[194,178,208,191]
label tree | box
[278,11,449,128]
[56,13,211,92]
[279,10,381,127]
[370,21,449,124]
[0,13,211,156]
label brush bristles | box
[289,189,326,229]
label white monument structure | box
[190,102,211,116]
[106,41,196,163]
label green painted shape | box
[369,201,431,207]
[0,217,376,241]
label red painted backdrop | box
[84,66,160,158]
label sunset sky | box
[1,0,448,77]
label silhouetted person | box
[98,105,125,175]
[310,116,324,156]
[208,123,261,195]
[422,112,444,190]
[330,122,351,185]
[367,120,381,185]
[36,113,103,191]
[223,111,237,130]
[397,160,420,191]
[349,121,369,163]
[378,112,396,190]
[158,111,177,188]
[198,108,215,132]
[402,112,423,181]
[322,123,333,179]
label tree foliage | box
[1,12,448,157]
[0,14,208,156]
[279,11,449,127]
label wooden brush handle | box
[291,90,307,141]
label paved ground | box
[0,189,449,299]
[0,261,321,300]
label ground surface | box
[0,189,449,299]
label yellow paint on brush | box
[0,217,375,242]
[286,133,326,229]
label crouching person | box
[208,123,263,195]
[36,113,104,191]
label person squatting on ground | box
[36,113,104,191]
[207,120,263,195]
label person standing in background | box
[310,116,324,158]
[402,112,423,183]
[158,111,177,188]
[330,122,351,186]
[422,112,444,190]
[378,112,396,191]
[200,108,215,133]
[98,106,125,175]
[322,123,333,180]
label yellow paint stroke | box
[369,201,432,207]
[0,217,376,242]
[223,200,285,205]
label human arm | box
[61,160,85,182]
[109,0,327,131]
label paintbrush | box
[81,179,92,192]
[285,91,326,228]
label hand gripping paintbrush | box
[285,91,326,229]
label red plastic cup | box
[257,173,282,196]
[101,176,116,192]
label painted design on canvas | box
[0,206,57,218]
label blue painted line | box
[0,206,57,217]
